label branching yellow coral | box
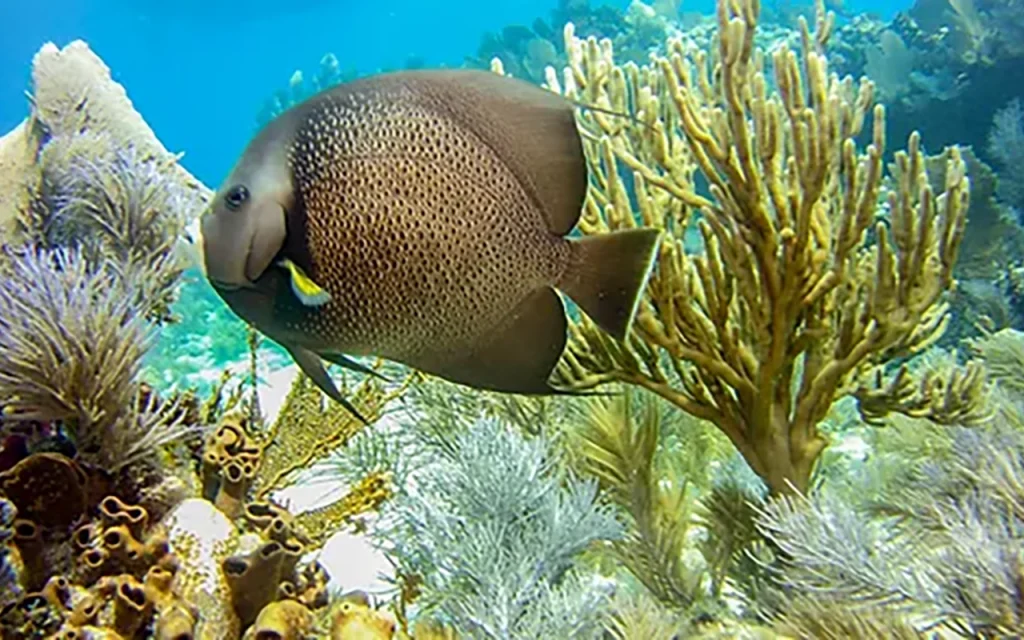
[254,370,410,499]
[524,0,987,494]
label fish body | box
[201,69,660,417]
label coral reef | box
[0,371,404,639]
[0,40,209,322]
[534,0,988,495]
[0,494,194,639]
[0,38,412,640]
[0,248,192,473]
[467,0,631,86]
[825,0,1024,168]
[3,1,1018,637]
[0,40,210,540]
[987,97,1024,211]
[756,408,1024,636]
[255,53,353,128]
[146,370,405,638]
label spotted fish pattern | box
[201,69,661,413]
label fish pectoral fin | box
[320,351,391,382]
[278,258,332,307]
[430,286,567,395]
[285,344,370,424]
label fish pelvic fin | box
[558,227,662,341]
[285,344,371,424]
[320,351,391,382]
[278,258,332,307]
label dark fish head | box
[200,121,296,291]
[213,268,279,323]
[213,265,308,343]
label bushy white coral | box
[369,418,621,638]
[756,410,1024,636]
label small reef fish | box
[200,69,660,422]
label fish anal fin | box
[559,228,662,341]
[285,344,371,424]
[432,286,568,394]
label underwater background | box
[0,0,916,394]
[3,0,1024,637]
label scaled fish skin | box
[200,69,661,421]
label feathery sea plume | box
[755,410,1024,637]
[0,246,190,470]
[34,131,203,322]
[371,418,620,638]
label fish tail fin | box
[558,228,661,341]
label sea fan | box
[988,98,1024,210]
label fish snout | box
[200,206,253,288]
[200,199,287,288]
[243,201,288,282]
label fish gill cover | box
[0,0,1023,637]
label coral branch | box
[540,0,985,494]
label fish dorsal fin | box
[398,70,588,237]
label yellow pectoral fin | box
[278,258,332,307]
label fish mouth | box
[209,278,253,291]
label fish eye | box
[224,185,250,211]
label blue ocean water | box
[1,0,907,189]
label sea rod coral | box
[524,0,989,494]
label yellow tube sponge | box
[545,0,988,494]
[243,600,312,640]
[222,538,304,627]
[154,601,198,640]
[202,416,264,520]
[111,576,154,638]
[330,592,396,640]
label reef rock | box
[0,39,211,257]
[162,498,241,639]
[0,122,36,242]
